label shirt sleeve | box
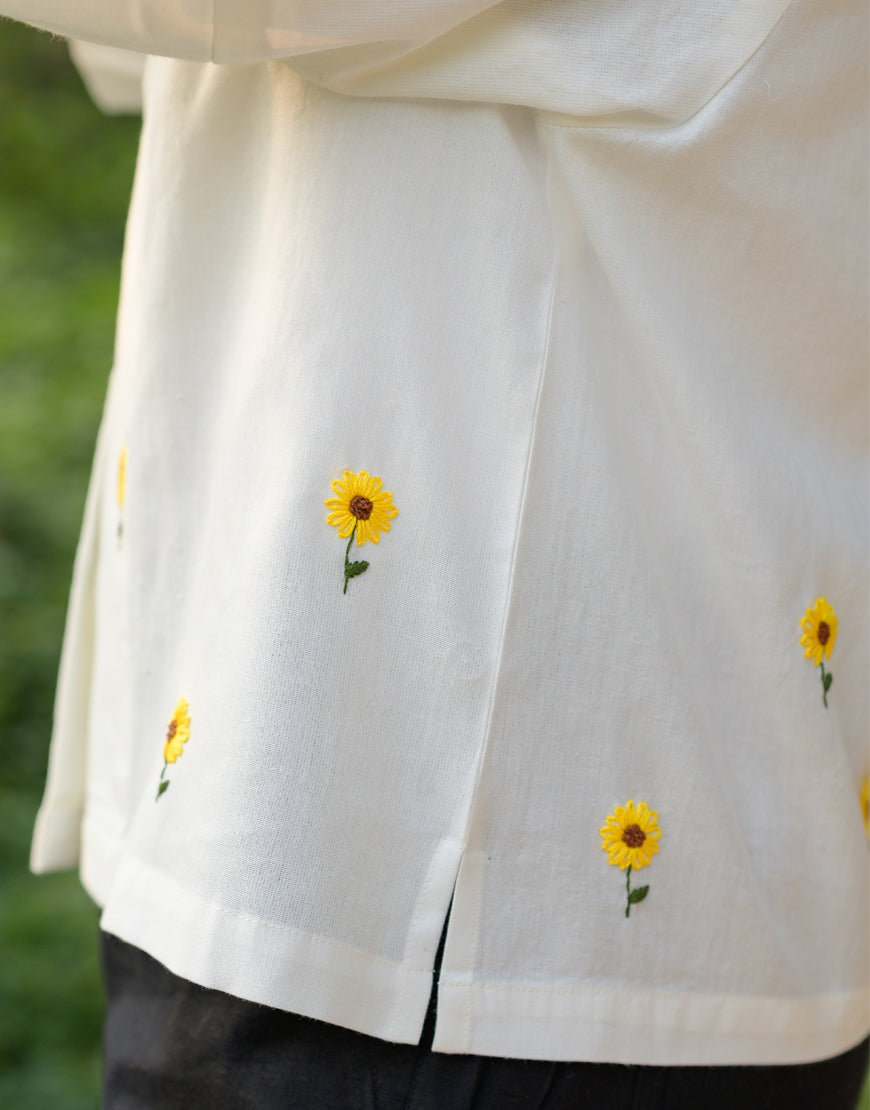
[3,0,797,130]
[0,0,502,63]
[69,40,146,114]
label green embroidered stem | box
[343,523,370,594]
[819,660,833,708]
[624,863,650,918]
[156,761,170,801]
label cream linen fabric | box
[13,0,869,1065]
[68,41,147,113]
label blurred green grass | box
[0,16,867,1110]
[0,19,139,1108]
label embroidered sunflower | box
[861,776,869,839]
[117,445,127,540]
[800,597,837,707]
[600,800,661,918]
[325,470,397,594]
[117,446,127,509]
[156,697,191,801]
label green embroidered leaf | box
[156,780,170,801]
[627,885,649,904]
[345,560,370,579]
[823,673,833,693]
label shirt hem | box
[83,817,870,1065]
[432,977,870,1065]
[96,844,435,1045]
[30,800,84,874]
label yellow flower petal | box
[162,700,190,762]
[799,597,837,666]
[117,446,127,509]
[325,470,398,548]
[642,809,660,834]
[601,799,661,871]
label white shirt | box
[12,0,868,1065]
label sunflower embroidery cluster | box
[325,470,397,594]
[800,597,837,708]
[600,800,660,918]
[138,476,854,898]
[156,698,191,801]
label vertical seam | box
[427,116,560,1056]
[448,106,560,942]
[387,838,462,1042]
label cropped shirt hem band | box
[80,818,869,1067]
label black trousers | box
[100,931,868,1110]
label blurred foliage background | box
[0,15,867,1110]
[0,18,139,1108]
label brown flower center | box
[166,720,178,742]
[349,495,374,521]
[817,621,830,646]
[622,823,646,849]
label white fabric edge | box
[29,395,109,875]
[290,0,792,128]
[433,976,870,1065]
[96,844,435,1044]
[0,1,212,63]
[68,40,146,114]
[79,812,122,905]
[533,0,792,129]
[661,0,792,126]
[30,802,84,873]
